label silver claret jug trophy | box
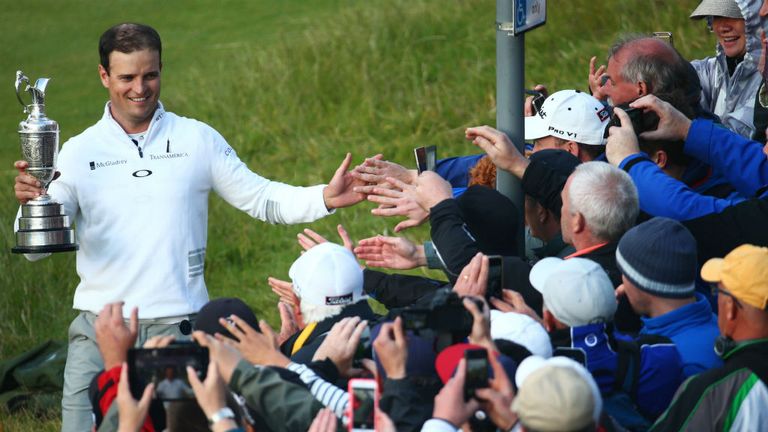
[12,70,77,253]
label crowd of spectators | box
[70,0,768,431]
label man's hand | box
[605,107,641,166]
[463,297,496,352]
[308,408,338,432]
[116,363,154,432]
[13,160,59,204]
[323,153,366,210]
[453,253,489,298]
[297,225,355,254]
[94,302,138,370]
[191,331,243,384]
[363,185,430,232]
[630,94,693,142]
[524,84,548,117]
[276,301,302,345]
[432,359,480,428]
[372,317,408,379]
[354,235,425,270]
[465,126,529,178]
[218,316,290,368]
[351,156,417,188]
[269,276,299,308]
[187,362,228,420]
[312,316,368,377]
[588,56,608,101]
[474,353,517,430]
[489,289,543,325]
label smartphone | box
[486,255,504,299]
[414,145,437,173]
[653,31,673,47]
[525,89,546,116]
[464,349,490,401]
[127,342,208,401]
[348,378,377,432]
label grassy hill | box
[1,0,711,428]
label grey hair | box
[299,302,345,324]
[607,34,690,96]
[567,162,639,242]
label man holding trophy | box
[13,23,364,431]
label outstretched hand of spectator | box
[95,302,138,370]
[187,362,238,432]
[432,359,480,428]
[463,296,496,352]
[465,126,529,178]
[490,289,543,325]
[191,331,242,384]
[362,184,430,232]
[372,317,408,379]
[297,225,355,254]
[312,316,369,377]
[605,107,641,166]
[354,235,425,269]
[308,408,338,432]
[588,56,608,101]
[475,353,517,430]
[453,253,489,298]
[116,362,154,432]
[218,316,290,368]
[630,94,692,142]
[351,156,417,189]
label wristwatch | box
[208,407,235,426]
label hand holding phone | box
[348,378,378,431]
[128,342,209,401]
[464,349,490,401]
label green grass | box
[1,0,712,428]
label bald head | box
[604,35,693,107]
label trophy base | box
[13,199,78,254]
[12,243,79,254]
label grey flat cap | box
[690,0,743,19]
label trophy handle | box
[15,71,30,112]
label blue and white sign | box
[512,0,546,35]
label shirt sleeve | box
[285,362,349,420]
[206,126,332,224]
[684,119,768,197]
[619,153,743,220]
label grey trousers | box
[61,311,195,432]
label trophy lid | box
[15,71,51,115]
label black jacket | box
[280,301,379,364]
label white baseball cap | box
[490,310,553,358]
[529,257,617,327]
[288,242,364,306]
[525,90,611,146]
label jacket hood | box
[731,0,763,67]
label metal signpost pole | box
[495,0,545,258]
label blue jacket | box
[434,154,483,197]
[619,119,768,220]
[550,323,685,418]
[640,293,723,378]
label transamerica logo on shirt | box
[89,159,128,170]
[149,152,189,161]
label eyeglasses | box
[710,284,743,309]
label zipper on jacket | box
[131,138,144,158]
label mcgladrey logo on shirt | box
[89,159,127,170]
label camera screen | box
[352,386,375,429]
[128,345,208,401]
